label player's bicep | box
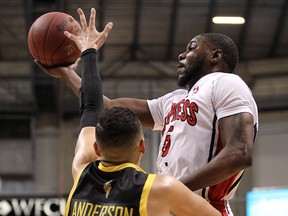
[72,127,98,180]
[218,112,254,163]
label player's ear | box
[94,141,101,156]
[211,49,223,63]
[139,138,146,154]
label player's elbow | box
[241,153,253,168]
[235,143,253,169]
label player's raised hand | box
[34,58,81,79]
[64,8,113,52]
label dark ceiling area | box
[1,0,288,118]
[25,0,288,62]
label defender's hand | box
[64,8,113,52]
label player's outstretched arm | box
[63,8,113,180]
[35,8,154,129]
[35,58,154,128]
[148,174,221,216]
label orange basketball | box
[27,12,80,67]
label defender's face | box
[177,36,210,88]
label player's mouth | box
[177,62,186,76]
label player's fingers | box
[64,31,83,51]
[75,57,81,65]
[95,23,113,50]
[64,31,80,46]
[77,8,87,30]
[98,22,113,41]
[103,22,113,35]
[68,16,77,28]
[89,8,96,31]
[34,59,47,71]
[70,58,81,71]
[68,16,81,36]
[34,60,59,78]
[64,31,74,40]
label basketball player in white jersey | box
[37,8,258,216]
[61,7,221,216]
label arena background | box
[0,0,288,215]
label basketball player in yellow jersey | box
[60,7,221,216]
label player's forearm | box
[79,48,104,128]
[185,147,251,191]
[104,97,154,128]
[60,64,154,128]
[61,69,81,97]
[60,68,112,108]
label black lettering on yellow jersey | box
[71,201,134,216]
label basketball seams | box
[30,22,40,60]
[54,24,77,63]
[50,13,72,66]
[45,12,58,66]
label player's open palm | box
[64,8,113,52]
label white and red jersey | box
[147,72,258,205]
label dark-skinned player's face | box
[177,36,208,88]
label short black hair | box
[96,107,142,150]
[199,33,239,72]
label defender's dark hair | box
[96,106,142,150]
[200,33,239,72]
